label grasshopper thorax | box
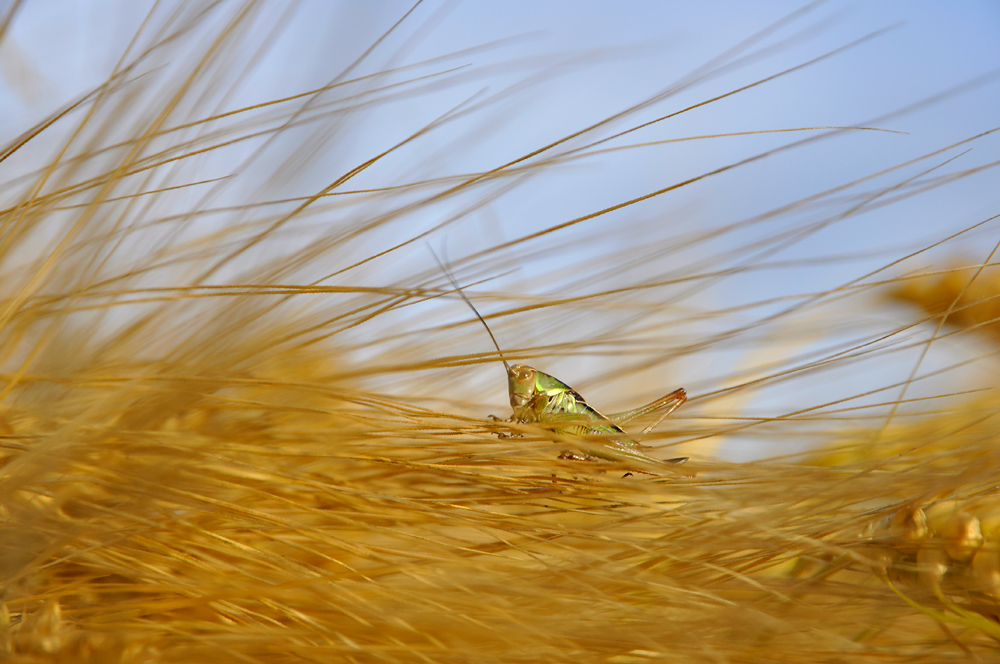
[507,364,537,409]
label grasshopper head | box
[507,364,537,409]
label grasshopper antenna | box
[429,246,511,374]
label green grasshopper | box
[433,253,688,470]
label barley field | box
[1,2,999,662]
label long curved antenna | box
[429,246,511,374]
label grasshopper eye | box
[510,365,536,383]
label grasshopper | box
[433,253,688,471]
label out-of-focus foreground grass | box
[1,3,999,662]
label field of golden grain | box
[1,3,999,662]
